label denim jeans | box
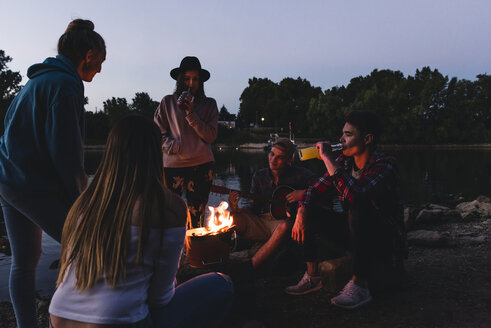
[48,273,233,328]
[303,201,394,279]
[49,271,233,327]
[0,183,70,328]
[150,272,234,328]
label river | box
[1,147,490,301]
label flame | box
[186,201,234,237]
[205,201,234,233]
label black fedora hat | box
[170,56,210,82]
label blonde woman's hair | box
[57,115,165,290]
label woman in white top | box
[49,115,234,327]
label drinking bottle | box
[298,143,343,161]
[177,89,194,110]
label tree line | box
[238,69,491,144]
[1,49,490,144]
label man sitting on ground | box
[288,110,407,309]
[228,138,318,271]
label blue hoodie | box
[0,54,87,205]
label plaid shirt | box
[301,150,408,259]
[249,165,318,215]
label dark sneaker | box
[331,280,372,309]
[285,272,323,295]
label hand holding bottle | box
[315,142,340,161]
[298,143,342,161]
[177,89,195,113]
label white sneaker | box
[331,280,372,309]
[285,272,322,295]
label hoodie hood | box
[27,54,81,84]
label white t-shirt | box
[49,226,185,324]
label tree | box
[218,105,236,121]
[237,77,322,131]
[474,74,491,134]
[103,97,130,126]
[306,89,345,140]
[238,77,278,127]
[407,67,449,143]
[0,50,23,133]
[131,92,159,119]
[276,77,322,134]
[239,68,491,143]
[85,111,110,144]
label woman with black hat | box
[154,56,218,228]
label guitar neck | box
[210,185,270,202]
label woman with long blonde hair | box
[49,115,234,327]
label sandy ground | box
[1,207,490,328]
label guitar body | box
[270,185,296,219]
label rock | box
[427,204,450,210]
[456,199,491,220]
[441,209,462,221]
[407,230,448,247]
[460,235,486,245]
[415,208,461,224]
[476,195,491,203]
[415,209,443,224]
[404,206,419,231]
[318,256,353,292]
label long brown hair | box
[57,115,165,290]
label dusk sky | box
[1,0,490,114]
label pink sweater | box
[154,94,218,168]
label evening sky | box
[1,0,490,114]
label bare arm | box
[285,189,305,203]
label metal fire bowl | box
[185,226,236,268]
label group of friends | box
[0,18,407,328]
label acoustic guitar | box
[210,184,297,219]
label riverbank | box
[84,143,491,151]
[0,195,489,327]
[214,143,491,152]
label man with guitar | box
[288,111,407,309]
[228,138,318,272]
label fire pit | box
[186,202,235,268]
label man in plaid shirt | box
[286,110,407,309]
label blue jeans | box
[150,272,234,328]
[0,184,70,328]
[48,274,233,328]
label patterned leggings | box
[164,162,214,228]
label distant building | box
[218,120,236,129]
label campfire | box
[188,201,234,237]
[186,201,235,268]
